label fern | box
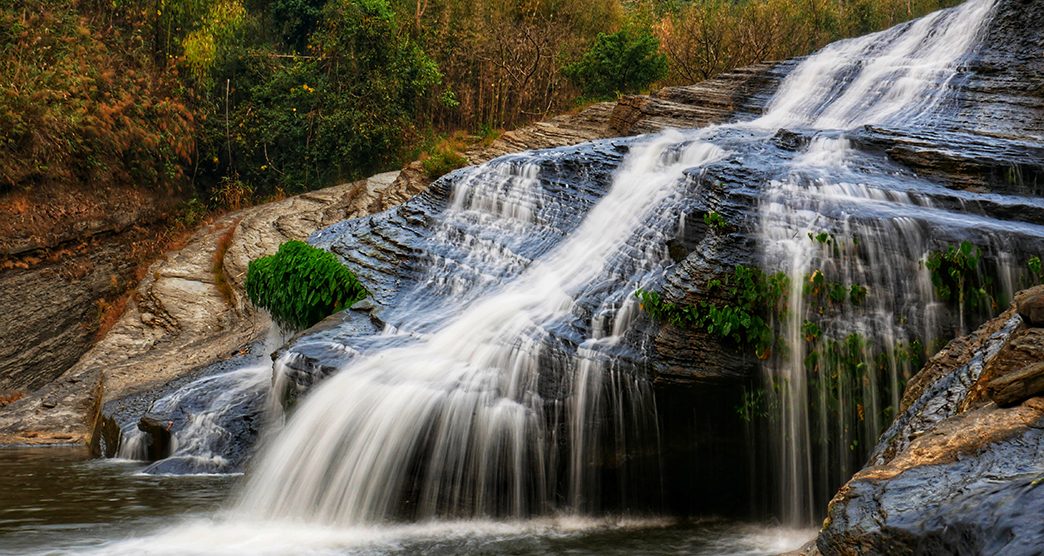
[245,240,368,330]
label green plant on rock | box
[803,269,868,308]
[849,284,868,305]
[636,265,788,358]
[808,231,834,245]
[736,387,768,423]
[802,320,822,342]
[422,143,469,179]
[924,241,991,311]
[245,240,367,330]
[703,211,729,232]
[1029,256,1042,279]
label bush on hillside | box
[195,0,443,199]
[0,1,194,191]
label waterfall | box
[111,328,285,474]
[231,0,1039,528]
[237,133,725,523]
[748,0,1011,524]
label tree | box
[210,0,443,197]
[562,28,668,100]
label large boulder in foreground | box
[816,286,1044,555]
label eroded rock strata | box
[816,287,1044,555]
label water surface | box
[0,448,813,555]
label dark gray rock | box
[818,291,1044,555]
[819,418,1044,556]
[137,414,173,461]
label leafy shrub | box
[563,28,668,100]
[245,240,367,330]
[703,211,728,231]
[1029,256,1042,278]
[924,241,991,310]
[637,265,789,358]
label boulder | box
[1017,292,1044,327]
[137,414,173,461]
[817,288,1044,555]
[987,362,1044,407]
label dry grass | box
[94,295,130,340]
[212,218,241,305]
[0,391,26,407]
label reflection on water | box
[0,448,813,555]
[0,448,236,554]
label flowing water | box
[0,449,813,555]
[4,0,1041,552]
[239,0,1034,529]
[238,132,728,523]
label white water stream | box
[238,134,727,522]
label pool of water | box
[0,448,815,555]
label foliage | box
[1029,256,1042,279]
[245,240,368,330]
[2,0,964,203]
[562,28,668,100]
[0,0,194,191]
[422,140,469,179]
[636,265,788,357]
[177,197,210,229]
[405,0,622,130]
[737,387,769,423]
[803,269,867,307]
[924,241,992,311]
[808,231,834,245]
[193,0,443,199]
[267,0,329,52]
[703,211,729,231]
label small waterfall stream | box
[112,329,286,474]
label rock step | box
[987,362,1044,407]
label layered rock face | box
[0,184,175,395]
[816,288,1044,555]
[0,173,409,447]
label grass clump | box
[421,132,469,179]
[246,240,367,330]
[703,211,729,232]
[924,240,991,311]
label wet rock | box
[137,414,173,461]
[818,287,1044,555]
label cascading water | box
[238,134,726,522]
[228,0,1039,531]
[5,3,1044,555]
[739,0,1039,523]
[111,329,285,474]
